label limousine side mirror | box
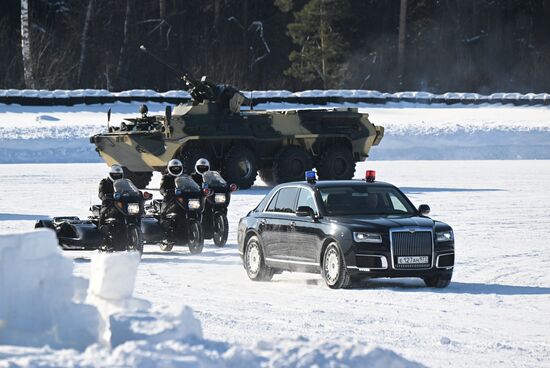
[418,204,430,216]
[296,206,315,218]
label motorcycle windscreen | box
[175,175,201,193]
[203,171,227,188]
[113,178,141,196]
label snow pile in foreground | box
[0,230,423,367]
[0,229,100,350]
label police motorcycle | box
[98,178,148,253]
[35,179,150,253]
[201,171,237,247]
[144,174,205,254]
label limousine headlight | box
[353,232,382,243]
[436,230,454,242]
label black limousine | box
[237,171,455,289]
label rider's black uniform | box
[159,174,178,240]
[191,173,204,187]
[98,178,119,225]
[160,174,177,212]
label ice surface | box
[0,161,549,366]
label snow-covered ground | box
[0,160,549,367]
[1,102,550,162]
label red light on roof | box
[366,170,376,182]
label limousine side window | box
[272,187,299,213]
[296,188,317,214]
[266,191,279,212]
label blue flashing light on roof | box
[305,170,317,183]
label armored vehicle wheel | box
[273,146,313,184]
[316,146,355,181]
[258,168,276,186]
[222,146,257,189]
[122,168,153,189]
[179,146,213,175]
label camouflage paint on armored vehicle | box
[90,47,384,189]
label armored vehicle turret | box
[90,47,384,189]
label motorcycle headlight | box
[127,203,140,215]
[353,232,382,243]
[214,193,226,204]
[188,199,201,210]
[436,230,454,242]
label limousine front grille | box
[390,229,433,269]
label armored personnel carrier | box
[90,47,384,189]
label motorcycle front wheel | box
[188,219,204,254]
[212,212,229,247]
[127,224,144,254]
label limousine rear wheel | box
[322,243,351,289]
[245,236,273,281]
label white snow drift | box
[0,229,422,367]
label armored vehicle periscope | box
[90,47,384,189]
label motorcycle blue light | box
[305,170,317,183]
[113,192,121,200]
[175,188,183,195]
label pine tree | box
[285,0,349,89]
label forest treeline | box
[2,0,550,93]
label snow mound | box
[0,230,423,367]
[89,251,141,301]
[0,229,100,350]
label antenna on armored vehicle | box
[107,108,111,131]
[139,45,189,77]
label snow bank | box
[0,229,100,350]
[89,251,141,301]
[0,230,423,367]
[0,230,202,352]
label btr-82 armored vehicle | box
[90,48,384,189]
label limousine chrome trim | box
[389,227,434,270]
[265,257,318,266]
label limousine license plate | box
[397,256,429,264]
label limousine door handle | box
[290,221,296,228]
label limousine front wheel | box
[245,236,273,281]
[322,242,351,289]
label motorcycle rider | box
[191,158,210,186]
[159,159,184,242]
[98,164,124,225]
[98,165,125,248]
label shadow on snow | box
[365,279,550,295]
